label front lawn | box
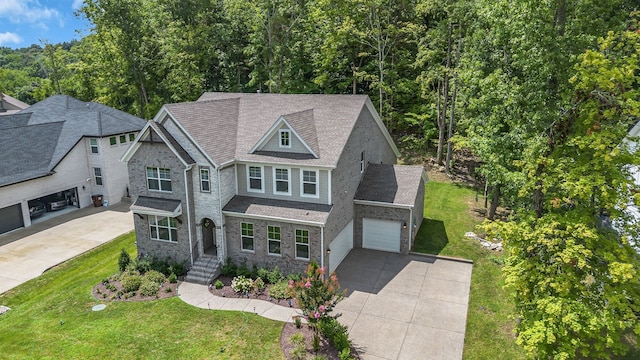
[414,181,525,359]
[0,232,284,359]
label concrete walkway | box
[0,202,134,294]
[178,281,303,323]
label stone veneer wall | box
[354,204,411,254]
[224,216,321,274]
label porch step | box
[184,255,221,285]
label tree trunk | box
[436,80,445,162]
[532,164,545,218]
[445,35,462,173]
[488,185,501,220]
[437,23,453,165]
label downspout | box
[409,207,413,246]
[320,225,325,271]
[327,169,332,205]
[184,165,194,267]
[217,167,225,261]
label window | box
[279,129,291,148]
[93,167,103,186]
[129,133,136,142]
[109,136,117,146]
[248,166,263,192]
[119,134,127,144]
[301,170,318,197]
[89,138,99,154]
[360,151,365,173]
[147,167,172,192]
[241,222,254,251]
[295,229,310,260]
[200,167,211,192]
[274,168,290,194]
[268,225,281,255]
[149,216,178,242]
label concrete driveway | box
[335,249,473,360]
[0,202,134,294]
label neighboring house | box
[0,93,29,115]
[121,93,426,282]
[0,95,146,235]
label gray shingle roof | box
[164,92,370,167]
[148,121,196,165]
[0,93,29,115]
[223,195,332,224]
[130,196,182,216]
[355,164,426,207]
[0,95,145,187]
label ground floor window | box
[268,225,281,255]
[241,222,254,251]
[295,229,309,260]
[149,216,178,242]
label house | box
[0,95,146,235]
[121,93,426,282]
[0,93,29,115]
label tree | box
[484,13,640,358]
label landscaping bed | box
[92,274,179,302]
[208,275,299,308]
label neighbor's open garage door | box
[0,204,24,235]
[363,218,401,252]
[329,220,353,273]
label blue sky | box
[0,0,90,49]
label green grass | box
[414,181,526,359]
[0,232,284,359]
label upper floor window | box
[267,225,281,255]
[93,167,103,186]
[279,129,291,148]
[360,151,365,173]
[295,229,310,260]
[89,138,99,154]
[147,167,172,192]
[241,222,254,251]
[129,133,136,142]
[301,169,318,197]
[149,216,178,242]
[200,167,210,192]
[248,166,263,192]
[274,168,290,195]
[119,134,127,145]
[109,136,117,146]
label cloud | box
[72,0,84,10]
[0,0,61,24]
[0,32,22,45]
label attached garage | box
[329,220,353,273]
[0,204,24,235]
[362,218,401,252]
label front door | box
[202,219,217,256]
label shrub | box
[121,273,142,293]
[214,279,224,289]
[165,287,172,293]
[236,260,252,278]
[253,277,266,292]
[312,355,328,360]
[168,273,177,284]
[231,276,252,293]
[144,270,166,285]
[221,258,237,277]
[118,249,131,272]
[139,278,159,297]
[294,316,302,329]
[289,333,306,360]
[134,257,151,273]
[319,317,351,354]
[339,348,353,360]
[257,267,270,281]
[268,280,289,299]
[267,266,284,284]
[167,261,185,277]
[287,272,302,283]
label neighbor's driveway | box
[335,249,472,360]
[0,203,133,294]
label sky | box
[0,0,90,49]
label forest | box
[1,1,640,358]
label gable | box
[121,119,195,166]
[250,110,319,158]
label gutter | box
[217,167,225,261]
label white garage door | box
[329,220,353,273]
[363,218,401,252]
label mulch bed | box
[92,275,179,302]
[207,276,300,308]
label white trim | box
[279,129,291,148]
[294,228,310,260]
[267,225,282,256]
[327,169,332,205]
[223,211,325,226]
[184,166,194,266]
[320,226,324,271]
[246,164,265,193]
[248,116,318,158]
[148,215,179,243]
[363,97,400,158]
[120,119,191,167]
[89,138,99,154]
[199,166,211,193]
[240,221,255,252]
[132,204,182,218]
[272,166,292,196]
[217,168,226,260]
[300,168,319,198]
[146,166,173,192]
[354,199,414,209]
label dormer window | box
[279,129,291,148]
